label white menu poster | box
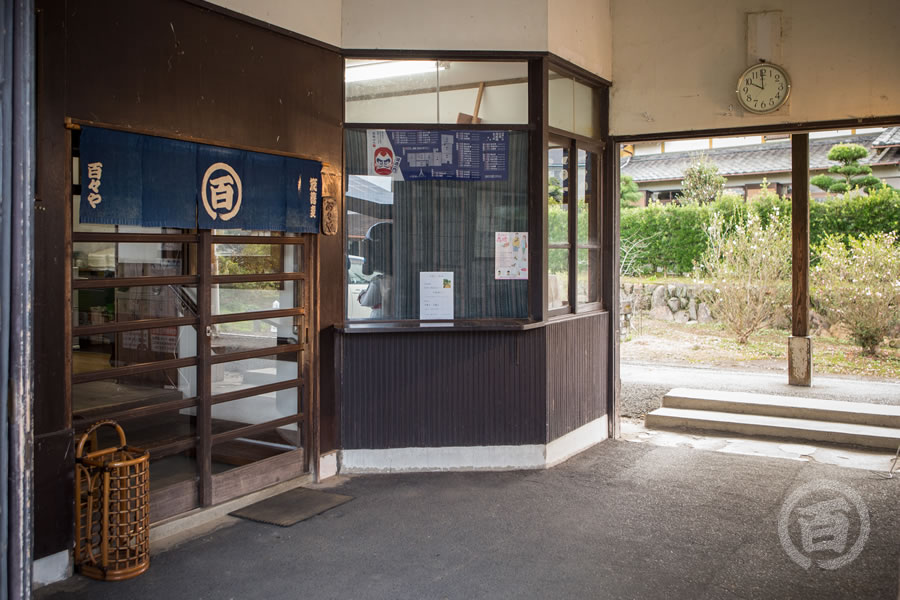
[495,232,528,280]
[419,271,454,320]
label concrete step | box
[645,407,900,450]
[242,367,278,386]
[662,388,900,429]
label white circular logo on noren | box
[778,479,869,570]
[201,162,242,221]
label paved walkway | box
[622,361,900,416]
[39,441,900,600]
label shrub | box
[694,210,792,343]
[621,186,900,274]
[620,175,641,209]
[810,143,881,194]
[812,232,900,354]
[809,184,900,249]
[679,155,726,204]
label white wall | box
[548,0,612,81]
[205,0,342,47]
[346,82,529,124]
[610,0,900,136]
[342,0,549,51]
[206,1,614,80]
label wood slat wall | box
[546,313,608,441]
[340,330,547,449]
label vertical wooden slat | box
[340,329,546,449]
[197,230,212,506]
[546,314,608,441]
[791,133,810,337]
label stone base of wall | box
[620,282,713,332]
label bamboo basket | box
[75,420,150,581]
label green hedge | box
[621,187,900,274]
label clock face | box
[736,63,791,114]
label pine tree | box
[810,143,881,194]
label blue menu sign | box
[366,129,508,181]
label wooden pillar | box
[601,89,619,438]
[789,133,811,386]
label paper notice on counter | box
[419,271,454,320]
[495,232,528,280]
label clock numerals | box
[737,63,790,113]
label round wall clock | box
[736,62,791,114]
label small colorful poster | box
[419,271,454,320]
[495,232,528,280]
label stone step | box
[645,407,900,450]
[663,388,900,429]
[242,367,278,386]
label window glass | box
[211,351,298,397]
[213,243,302,276]
[346,59,438,124]
[211,389,300,435]
[213,316,300,355]
[213,281,300,315]
[344,129,528,320]
[212,422,299,472]
[549,70,600,138]
[548,249,569,309]
[548,71,574,133]
[72,326,196,375]
[73,241,195,279]
[346,60,528,124]
[576,149,597,245]
[577,248,600,305]
[548,143,569,245]
[75,407,198,488]
[72,366,197,416]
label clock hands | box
[760,69,766,90]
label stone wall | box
[620,282,713,330]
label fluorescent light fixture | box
[345,60,445,83]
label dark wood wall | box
[339,312,608,449]
[547,313,608,440]
[34,0,343,558]
[340,329,547,448]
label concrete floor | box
[39,440,900,600]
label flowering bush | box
[694,210,791,343]
[812,232,900,354]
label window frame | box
[546,134,603,317]
[545,60,606,318]
[342,54,537,325]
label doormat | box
[230,487,353,527]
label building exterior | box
[621,129,900,205]
[0,0,897,594]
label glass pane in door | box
[548,143,569,245]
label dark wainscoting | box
[339,312,609,449]
[340,329,547,449]
[34,430,74,559]
[546,312,608,441]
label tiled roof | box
[621,133,900,183]
[873,127,900,148]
